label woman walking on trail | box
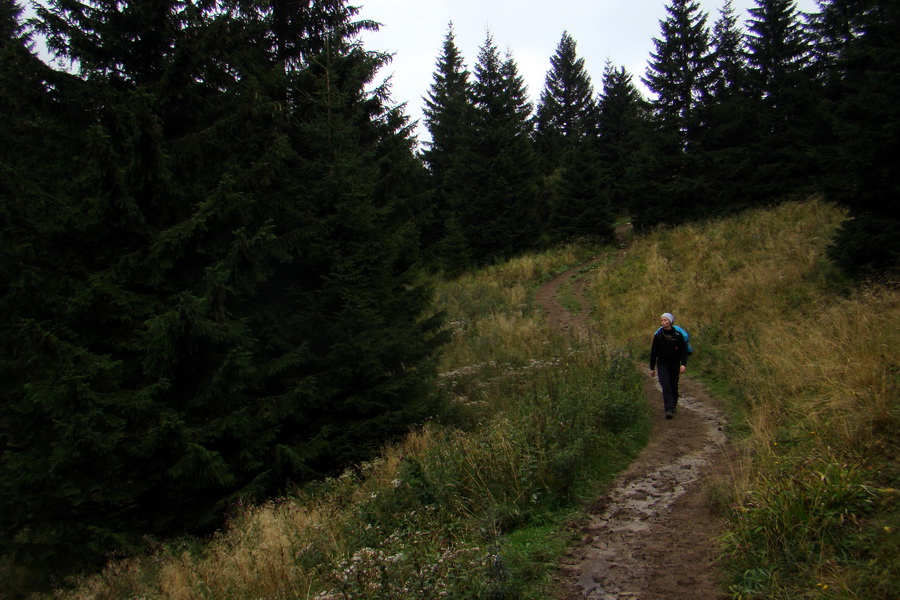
[649,312,688,419]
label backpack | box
[657,325,693,355]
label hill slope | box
[573,198,899,599]
[19,199,897,600]
[537,253,730,599]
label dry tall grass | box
[586,198,899,597]
[586,198,899,455]
[435,243,597,370]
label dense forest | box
[1,0,897,584]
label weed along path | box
[537,245,731,600]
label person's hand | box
[649,369,655,377]
[679,365,686,374]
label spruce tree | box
[709,0,748,98]
[814,0,900,276]
[744,0,819,198]
[423,23,472,178]
[534,32,610,244]
[699,0,758,213]
[548,138,614,243]
[635,0,714,229]
[533,31,598,172]
[460,33,539,262]
[596,62,649,219]
[1,0,56,224]
[806,0,856,77]
[422,23,475,272]
[643,0,714,147]
[0,0,45,142]
[746,0,813,106]
[1,0,446,577]
[0,16,74,589]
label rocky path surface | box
[537,240,731,600]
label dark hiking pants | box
[656,360,681,414]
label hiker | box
[649,312,688,419]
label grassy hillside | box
[21,199,898,599]
[585,198,899,598]
[23,244,649,599]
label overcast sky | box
[354,0,820,143]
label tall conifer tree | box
[700,0,758,213]
[643,0,714,146]
[1,0,57,229]
[460,33,539,262]
[635,0,714,229]
[533,31,597,172]
[535,32,610,243]
[1,0,446,576]
[709,0,748,99]
[423,23,472,179]
[422,23,475,272]
[814,0,900,276]
[744,0,819,197]
[597,62,648,219]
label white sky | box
[355,0,820,143]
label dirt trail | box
[538,230,731,600]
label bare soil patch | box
[537,233,732,600]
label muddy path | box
[537,234,732,600]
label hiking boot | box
[665,411,673,419]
